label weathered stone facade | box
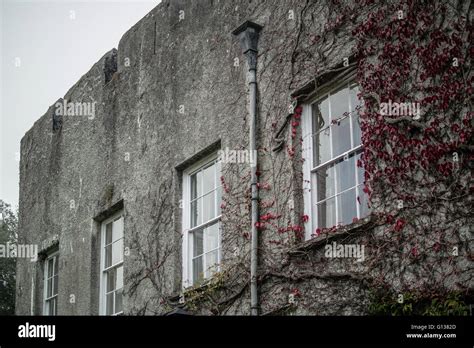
[17,0,472,316]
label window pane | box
[47,278,52,297]
[202,191,216,222]
[112,239,123,265]
[205,223,219,251]
[357,152,364,185]
[350,84,360,109]
[193,230,204,257]
[337,188,357,225]
[192,256,204,283]
[116,266,123,290]
[106,293,114,315]
[47,258,54,278]
[107,269,116,292]
[216,185,222,216]
[352,114,362,147]
[332,117,351,157]
[202,163,215,194]
[331,87,351,157]
[191,199,201,228]
[357,185,370,218]
[115,291,123,313]
[105,245,112,268]
[317,197,336,228]
[48,298,56,316]
[53,274,58,295]
[106,223,113,245]
[313,128,331,167]
[312,100,331,166]
[314,97,329,132]
[335,154,356,193]
[191,171,201,200]
[350,84,362,147]
[331,87,349,123]
[53,256,58,276]
[316,165,335,202]
[205,250,219,278]
[113,217,123,242]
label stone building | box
[16,0,472,316]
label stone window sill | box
[289,214,377,256]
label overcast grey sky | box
[1,0,161,210]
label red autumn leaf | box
[394,218,406,232]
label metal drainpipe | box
[232,21,263,316]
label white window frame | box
[302,78,367,240]
[182,153,222,288]
[43,251,59,315]
[99,211,124,316]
